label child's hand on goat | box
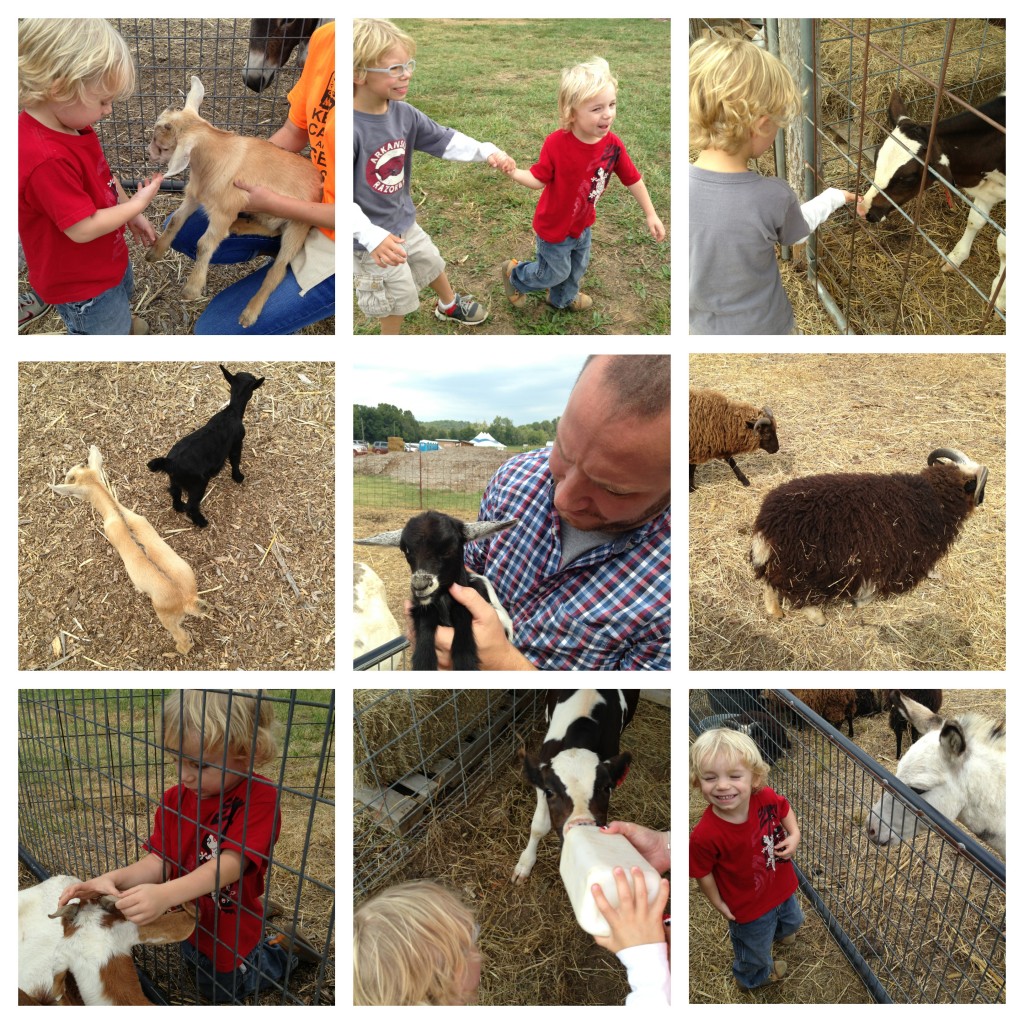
[133,173,164,206]
[114,883,171,926]
[234,179,282,216]
[371,233,408,268]
[58,877,123,908]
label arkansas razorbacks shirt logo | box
[366,139,407,194]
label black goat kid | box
[355,511,517,670]
[148,364,264,528]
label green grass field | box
[354,18,671,335]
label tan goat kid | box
[50,446,210,654]
[147,75,323,327]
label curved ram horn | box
[928,448,969,465]
[754,406,773,430]
[47,903,80,922]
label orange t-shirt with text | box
[288,20,335,240]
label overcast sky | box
[353,354,587,423]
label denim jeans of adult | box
[165,208,334,335]
[727,893,804,989]
[55,262,134,334]
[179,936,297,1004]
[510,228,591,309]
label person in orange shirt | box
[173,20,335,334]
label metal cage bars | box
[18,689,335,1005]
[808,18,1006,333]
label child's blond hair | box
[690,728,769,792]
[18,18,135,110]
[354,879,478,1005]
[162,690,278,766]
[689,36,800,155]
[353,18,416,84]
[558,56,618,131]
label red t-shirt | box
[689,785,798,924]
[18,110,128,303]
[146,776,281,970]
[529,128,642,243]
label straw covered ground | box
[354,692,671,1006]
[689,353,1006,670]
[18,362,335,670]
[688,688,1005,1004]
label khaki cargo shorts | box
[353,221,446,318]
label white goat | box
[50,445,210,654]
[146,75,323,327]
[19,875,196,1005]
[354,561,402,670]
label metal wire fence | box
[18,689,335,1005]
[689,689,1005,1003]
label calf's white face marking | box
[548,748,602,832]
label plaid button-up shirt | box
[467,448,671,670]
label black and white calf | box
[512,689,640,883]
[859,90,1006,311]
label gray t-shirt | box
[689,166,809,334]
[353,102,454,252]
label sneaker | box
[546,289,593,311]
[502,260,525,306]
[130,316,150,335]
[18,290,52,331]
[435,293,488,325]
[734,960,787,992]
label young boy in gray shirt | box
[354,19,513,334]
[689,36,859,334]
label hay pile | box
[19,362,335,670]
[689,353,1006,670]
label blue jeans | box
[55,263,134,334]
[166,209,335,335]
[728,893,804,989]
[510,228,592,308]
[179,936,297,1004]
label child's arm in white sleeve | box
[794,188,856,243]
[442,131,500,163]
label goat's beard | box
[558,490,670,534]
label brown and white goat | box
[19,875,196,1005]
[146,75,323,327]
[50,445,210,654]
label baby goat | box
[50,446,209,654]
[355,511,517,670]
[146,75,323,327]
[148,364,264,528]
[19,875,195,1005]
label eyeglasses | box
[361,59,416,77]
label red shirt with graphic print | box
[529,128,642,243]
[689,785,798,924]
[146,775,280,970]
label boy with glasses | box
[354,19,514,333]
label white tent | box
[470,431,505,448]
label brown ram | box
[750,448,988,625]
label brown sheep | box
[689,387,779,492]
[790,689,858,738]
[750,448,987,625]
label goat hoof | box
[183,284,204,301]
[232,472,244,483]
[238,309,257,328]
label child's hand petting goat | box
[146,75,323,328]
[50,446,210,654]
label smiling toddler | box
[689,728,803,991]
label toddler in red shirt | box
[18,19,164,334]
[58,690,296,1004]
[501,56,665,312]
[689,727,804,991]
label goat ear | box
[354,530,404,547]
[462,517,519,541]
[220,364,234,384]
[185,75,205,112]
[165,135,196,177]
[50,483,74,497]
[87,445,103,471]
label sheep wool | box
[689,387,779,491]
